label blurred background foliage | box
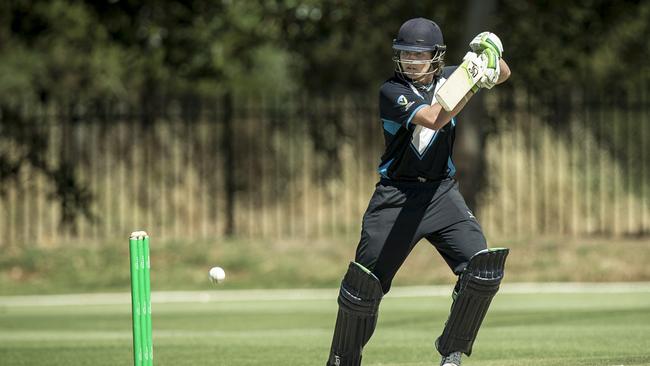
[2,0,649,223]
[1,1,650,292]
[2,0,648,104]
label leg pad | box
[436,248,509,356]
[327,262,384,366]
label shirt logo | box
[396,95,408,106]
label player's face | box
[399,51,433,81]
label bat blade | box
[435,53,484,111]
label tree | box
[2,0,649,236]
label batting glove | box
[469,31,504,58]
[462,51,487,93]
[477,48,500,89]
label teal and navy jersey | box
[377,66,458,181]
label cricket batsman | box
[326,18,511,366]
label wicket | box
[129,231,153,366]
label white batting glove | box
[476,48,500,89]
[469,31,504,58]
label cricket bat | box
[435,52,485,111]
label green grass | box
[3,236,650,296]
[1,289,649,365]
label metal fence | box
[1,88,649,248]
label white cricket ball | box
[209,266,226,284]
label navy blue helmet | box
[392,18,446,80]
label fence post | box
[222,92,235,237]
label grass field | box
[3,236,650,296]
[1,284,649,365]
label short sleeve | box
[379,81,429,130]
